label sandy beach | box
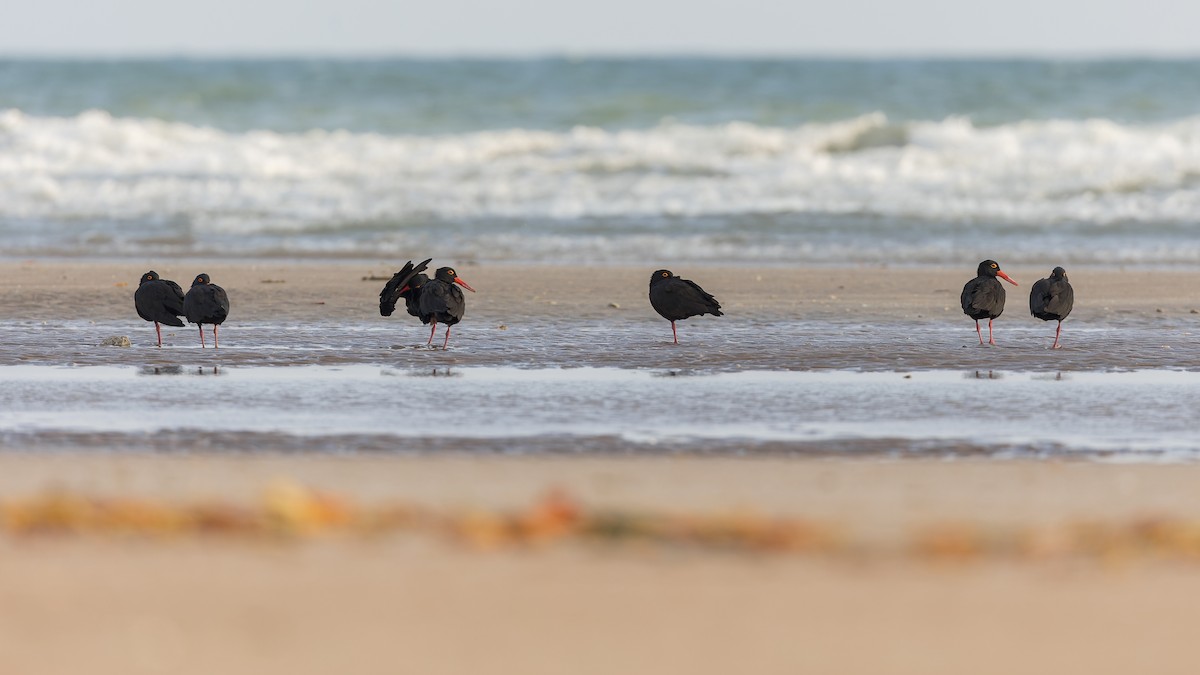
[3,454,1200,675]
[3,260,1200,673]
[2,259,1198,373]
[7,52,1200,675]
[4,258,1200,323]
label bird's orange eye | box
[448,269,455,275]
[662,272,669,277]
[991,263,998,268]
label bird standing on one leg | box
[961,260,1018,346]
[1029,266,1074,349]
[648,269,723,345]
[417,267,476,350]
[134,271,186,348]
[183,273,230,349]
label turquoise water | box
[4,58,1198,133]
[2,58,1200,263]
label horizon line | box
[2,48,1200,61]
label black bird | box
[961,260,1018,346]
[648,269,723,344]
[134,270,186,348]
[183,273,230,349]
[417,266,476,349]
[1029,266,1074,349]
[379,258,432,317]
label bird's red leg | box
[442,325,451,350]
[199,324,206,349]
[214,324,220,350]
[671,321,678,345]
[427,321,437,346]
[975,320,983,345]
[988,319,996,346]
[1052,321,1062,349]
[155,321,162,348]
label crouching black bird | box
[418,266,476,349]
[961,260,1018,346]
[379,258,432,317]
[134,270,186,348]
[1029,266,1074,349]
[648,269,723,344]
[183,273,230,349]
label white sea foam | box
[4,109,1200,226]
[3,109,1200,262]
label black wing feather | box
[379,258,431,317]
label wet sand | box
[4,454,1200,675]
[1,259,1199,371]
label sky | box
[2,0,1198,57]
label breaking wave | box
[2,108,1200,262]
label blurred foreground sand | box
[2,454,1200,675]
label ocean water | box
[2,58,1200,264]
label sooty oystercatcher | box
[417,266,476,350]
[183,273,230,349]
[1029,266,1074,349]
[648,269,723,345]
[134,270,186,348]
[960,260,1018,346]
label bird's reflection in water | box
[139,365,184,376]
[1032,372,1068,381]
[403,367,458,377]
[968,370,1004,380]
[136,365,222,376]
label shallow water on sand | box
[2,316,1199,458]
[3,316,1199,372]
[2,364,1199,459]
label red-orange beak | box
[997,270,1017,286]
[454,277,476,293]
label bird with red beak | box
[960,260,1018,346]
[418,266,477,350]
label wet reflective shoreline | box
[3,361,1200,460]
[2,317,1198,372]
